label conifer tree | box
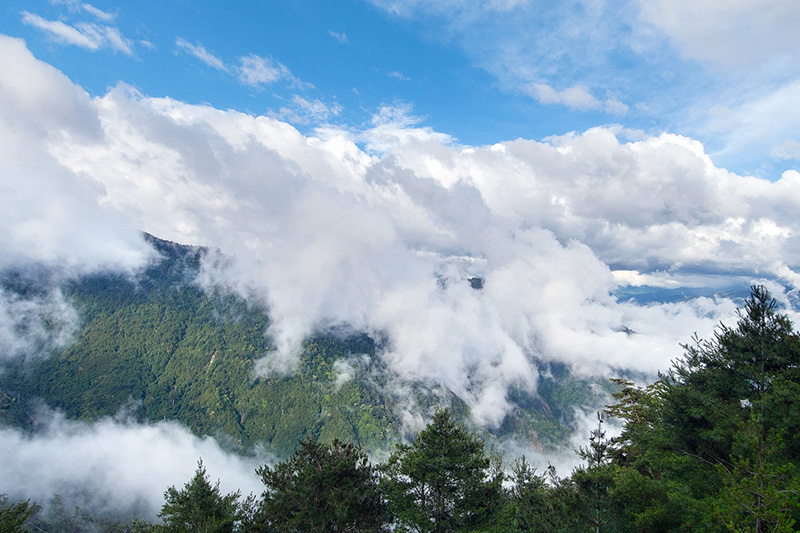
[380,407,503,532]
[0,495,37,533]
[250,438,388,532]
[159,459,240,533]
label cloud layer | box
[366,0,800,174]
[3,35,800,429]
[0,413,264,520]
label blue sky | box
[4,0,800,178]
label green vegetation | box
[9,242,798,530]
[158,460,241,533]
[0,236,403,456]
[381,408,503,532]
[5,289,800,531]
[250,439,388,532]
[0,234,595,457]
[0,495,37,533]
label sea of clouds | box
[3,33,800,517]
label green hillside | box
[0,235,602,457]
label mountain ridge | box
[0,233,606,457]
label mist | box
[0,410,265,521]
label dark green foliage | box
[664,285,800,462]
[571,414,633,533]
[380,408,503,532]
[158,460,240,533]
[0,235,401,456]
[250,439,388,532]
[602,286,800,532]
[25,493,96,533]
[503,459,582,533]
[712,415,800,532]
[0,233,599,458]
[0,495,37,532]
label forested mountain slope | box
[0,234,601,456]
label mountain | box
[0,234,606,457]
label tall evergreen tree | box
[380,408,503,532]
[159,459,240,533]
[603,286,800,532]
[664,285,800,463]
[571,413,624,533]
[506,459,582,533]
[250,438,388,532]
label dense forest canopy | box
[0,234,605,458]
[3,285,799,531]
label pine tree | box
[571,413,628,533]
[159,459,240,533]
[250,438,388,532]
[380,408,503,532]
[0,495,37,533]
[611,286,800,531]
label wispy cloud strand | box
[174,37,228,72]
[21,11,132,55]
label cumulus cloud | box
[21,11,132,55]
[6,36,800,430]
[0,35,152,272]
[0,413,264,520]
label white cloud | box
[388,71,411,81]
[52,0,116,22]
[0,35,152,272]
[7,37,800,430]
[22,12,99,50]
[604,96,629,115]
[772,139,800,161]
[328,30,349,44]
[525,85,628,116]
[172,45,312,91]
[367,1,639,115]
[175,37,229,72]
[0,288,78,363]
[80,2,116,22]
[0,414,264,520]
[369,0,528,18]
[697,78,800,171]
[525,83,601,111]
[21,11,132,55]
[269,95,343,125]
[636,0,800,69]
[238,54,314,90]
[365,0,800,173]
[238,54,291,86]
